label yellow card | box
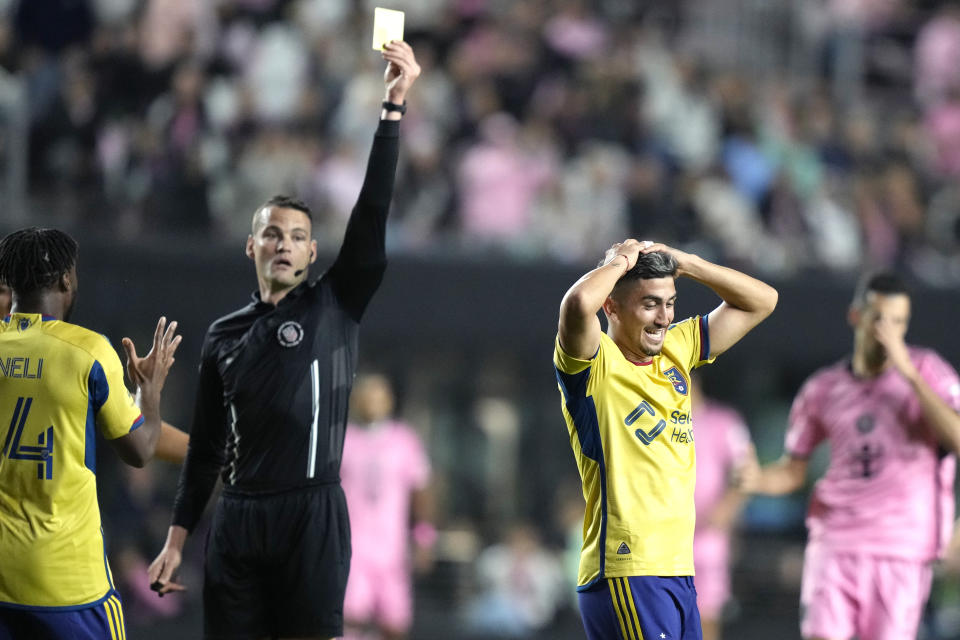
[372,7,404,50]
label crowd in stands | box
[4,0,960,283]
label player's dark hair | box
[852,271,910,308]
[0,227,78,297]
[609,250,679,298]
[252,194,314,232]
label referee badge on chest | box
[277,320,304,347]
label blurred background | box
[3,0,960,638]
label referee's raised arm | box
[328,41,420,321]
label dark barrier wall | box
[74,242,960,377]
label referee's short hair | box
[252,195,314,233]
[0,227,78,298]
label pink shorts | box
[800,542,933,640]
[343,563,412,633]
[693,530,731,619]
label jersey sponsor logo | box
[856,414,875,434]
[277,320,304,347]
[616,542,631,555]
[0,357,43,379]
[625,399,669,445]
[670,427,693,443]
[663,367,688,395]
[635,421,666,445]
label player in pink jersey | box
[740,272,960,640]
[341,374,435,640]
[691,377,753,640]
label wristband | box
[412,522,438,548]
[382,100,407,115]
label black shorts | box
[203,483,350,640]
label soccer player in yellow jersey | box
[555,239,777,640]
[0,227,182,640]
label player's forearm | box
[125,388,163,465]
[561,257,630,321]
[155,422,189,464]
[909,376,960,454]
[680,254,778,316]
[751,461,806,496]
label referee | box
[147,41,421,640]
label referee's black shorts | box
[202,482,350,640]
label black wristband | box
[381,100,407,115]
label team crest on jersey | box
[856,414,875,434]
[276,320,304,347]
[663,367,688,395]
[18,318,31,332]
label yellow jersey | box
[554,315,714,588]
[0,313,143,609]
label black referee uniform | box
[172,119,400,640]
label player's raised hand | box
[874,317,918,383]
[382,40,420,104]
[122,317,182,396]
[637,240,694,273]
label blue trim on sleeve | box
[85,362,110,473]
[88,362,109,413]
[85,396,96,474]
[699,314,710,362]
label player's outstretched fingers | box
[121,337,145,386]
[151,316,167,355]
[160,320,182,371]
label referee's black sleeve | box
[171,346,227,531]
[326,119,400,321]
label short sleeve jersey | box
[0,313,143,608]
[341,420,430,569]
[554,315,713,588]
[786,347,960,561]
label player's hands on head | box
[603,239,643,271]
[637,241,693,274]
[147,546,187,597]
[382,40,420,104]
[122,317,182,396]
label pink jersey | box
[694,400,752,527]
[786,347,960,561]
[341,420,431,569]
